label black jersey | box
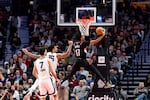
[74,40,90,59]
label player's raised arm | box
[90,27,105,45]
[22,48,40,59]
[57,40,73,59]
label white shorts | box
[39,77,56,97]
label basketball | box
[96,27,105,35]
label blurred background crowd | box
[0,0,150,100]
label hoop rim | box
[76,18,92,27]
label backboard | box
[57,0,116,26]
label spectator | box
[108,45,116,60]
[109,68,120,86]
[86,74,94,87]
[57,59,66,73]
[71,79,90,100]
[68,52,76,65]
[69,75,79,92]
[9,67,15,75]
[58,71,69,100]
[66,64,73,76]
[10,31,21,54]
[17,51,23,60]
[29,14,41,33]
[116,86,128,100]
[0,89,8,100]
[27,78,34,88]
[22,54,30,68]
[89,82,94,92]
[58,71,66,82]
[3,61,10,77]
[79,66,89,80]
[112,56,124,80]
[15,70,22,83]
[8,73,15,85]
[145,74,150,99]
[12,54,19,65]
[20,72,28,85]
[30,27,41,45]
[145,74,150,88]
[4,81,12,90]
[14,80,19,88]
[75,70,86,80]
[18,58,27,73]
[133,82,148,100]
[8,15,21,34]
[11,85,20,100]
[39,35,51,47]
[18,85,26,100]
[9,58,15,68]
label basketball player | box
[32,47,59,100]
[62,29,107,87]
[22,40,73,100]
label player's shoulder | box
[34,58,39,64]
[47,52,57,56]
[47,52,52,55]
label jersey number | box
[40,62,43,68]
[49,55,54,61]
[39,62,45,72]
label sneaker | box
[97,79,105,88]
[104,81,113,88]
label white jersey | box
[34,57,51,79]
[47,52,58,71]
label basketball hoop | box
[76,18,93,36]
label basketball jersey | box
[74,41,90,59]
[47,52,58,71]
[34,57,51,79]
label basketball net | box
[76,17,93,37]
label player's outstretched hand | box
[22,48,28,54]
[68,40,73,46]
